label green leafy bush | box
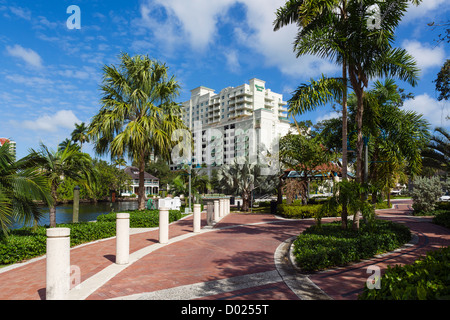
[96,209,183,228]
[277,203,341,219]
[359,246,450,300]
[0,222,116,265]
[412,176,445,214]
[433,210,450,229]
[292,220,411,272]
[0,209,184,265]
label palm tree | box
[88,53,186,210]
[218,158,275,212]
[71,122,90,150]
[274,0,422,229]
[113,157,127,170]
[58,138,80,152]
[169,168,211,202]
[359,79,430,205]
[27,143,94,227]
[422,127,450,174]
[0,143,52,235]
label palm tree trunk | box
[138,155,146,211]
[49,184,58,228]
[341,58,349,229]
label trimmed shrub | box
[412,176,444,214]
[433,210,450,229]
[96,209,183,228]
[359,246,450,300]
[277,203,341,219]
[1,209,184,265]
[0,222,116,265]
[292,220,411,272]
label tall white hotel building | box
[171,78,293,171]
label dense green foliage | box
[277,203,341,219]
[292,220,411,272]
[412,176,447,214]
[432,202,450,228]
[0,209,183,265]
[96,209,183,228]
[0,222,116,265]
[359,246,450,300]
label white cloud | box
[224,50,240,73]
[315,111,341,124]
[402,40,446,74]
[9,6,31,20]
[138,0,235,51]
[6,44,43,68]
[402,0,449,23]
[5,74,52,86]
[22,110,81,132]
[235,0,339,79]
[403,94,449,128]
[137,0,338,78]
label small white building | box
[121,166,159,196]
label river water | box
[11,201,139,229]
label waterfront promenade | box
[0,200,449,300]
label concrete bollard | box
[159,207,169,244]
[206,202,214,226]
[219,198,224,218]
[226,198,230,215]
[193,204,201,233]
[214,200,219,222]
[116,213,130,265]
[46,228,71,300]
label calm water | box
[11,201,139,229]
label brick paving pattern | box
[0,200,448,300]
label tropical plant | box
[27,143,95,227]
[71,122,90,150]
[411,176,445,214]
[169,167,211,202]
[58,138,80,152]
[433,59,450,102]
[88,53,186,210]
[0,143,52,235]
[358,79,430,204]
[279,133,334,205]
[274,0,422,229]
[218,158,275,211]
[421,127,450,174]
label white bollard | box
[159,207,169,244]
[193,204,201,233]
[214,200,219,222]
[219,198,225,218]
[226,198,230,215]
[46,228,71,300]
[116,213,130,265]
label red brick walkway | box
[0,200,448,300]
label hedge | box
[292,220,411,272]
[433,210,450,229]
[277,203,341,219]
[0,209,184,265]
[96,209,183,228]
[359,246,450,300]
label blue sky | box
[0,0,449,161]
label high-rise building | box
[171,78,294,172]
[0,138,16,160]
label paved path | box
[0,200,448,300]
